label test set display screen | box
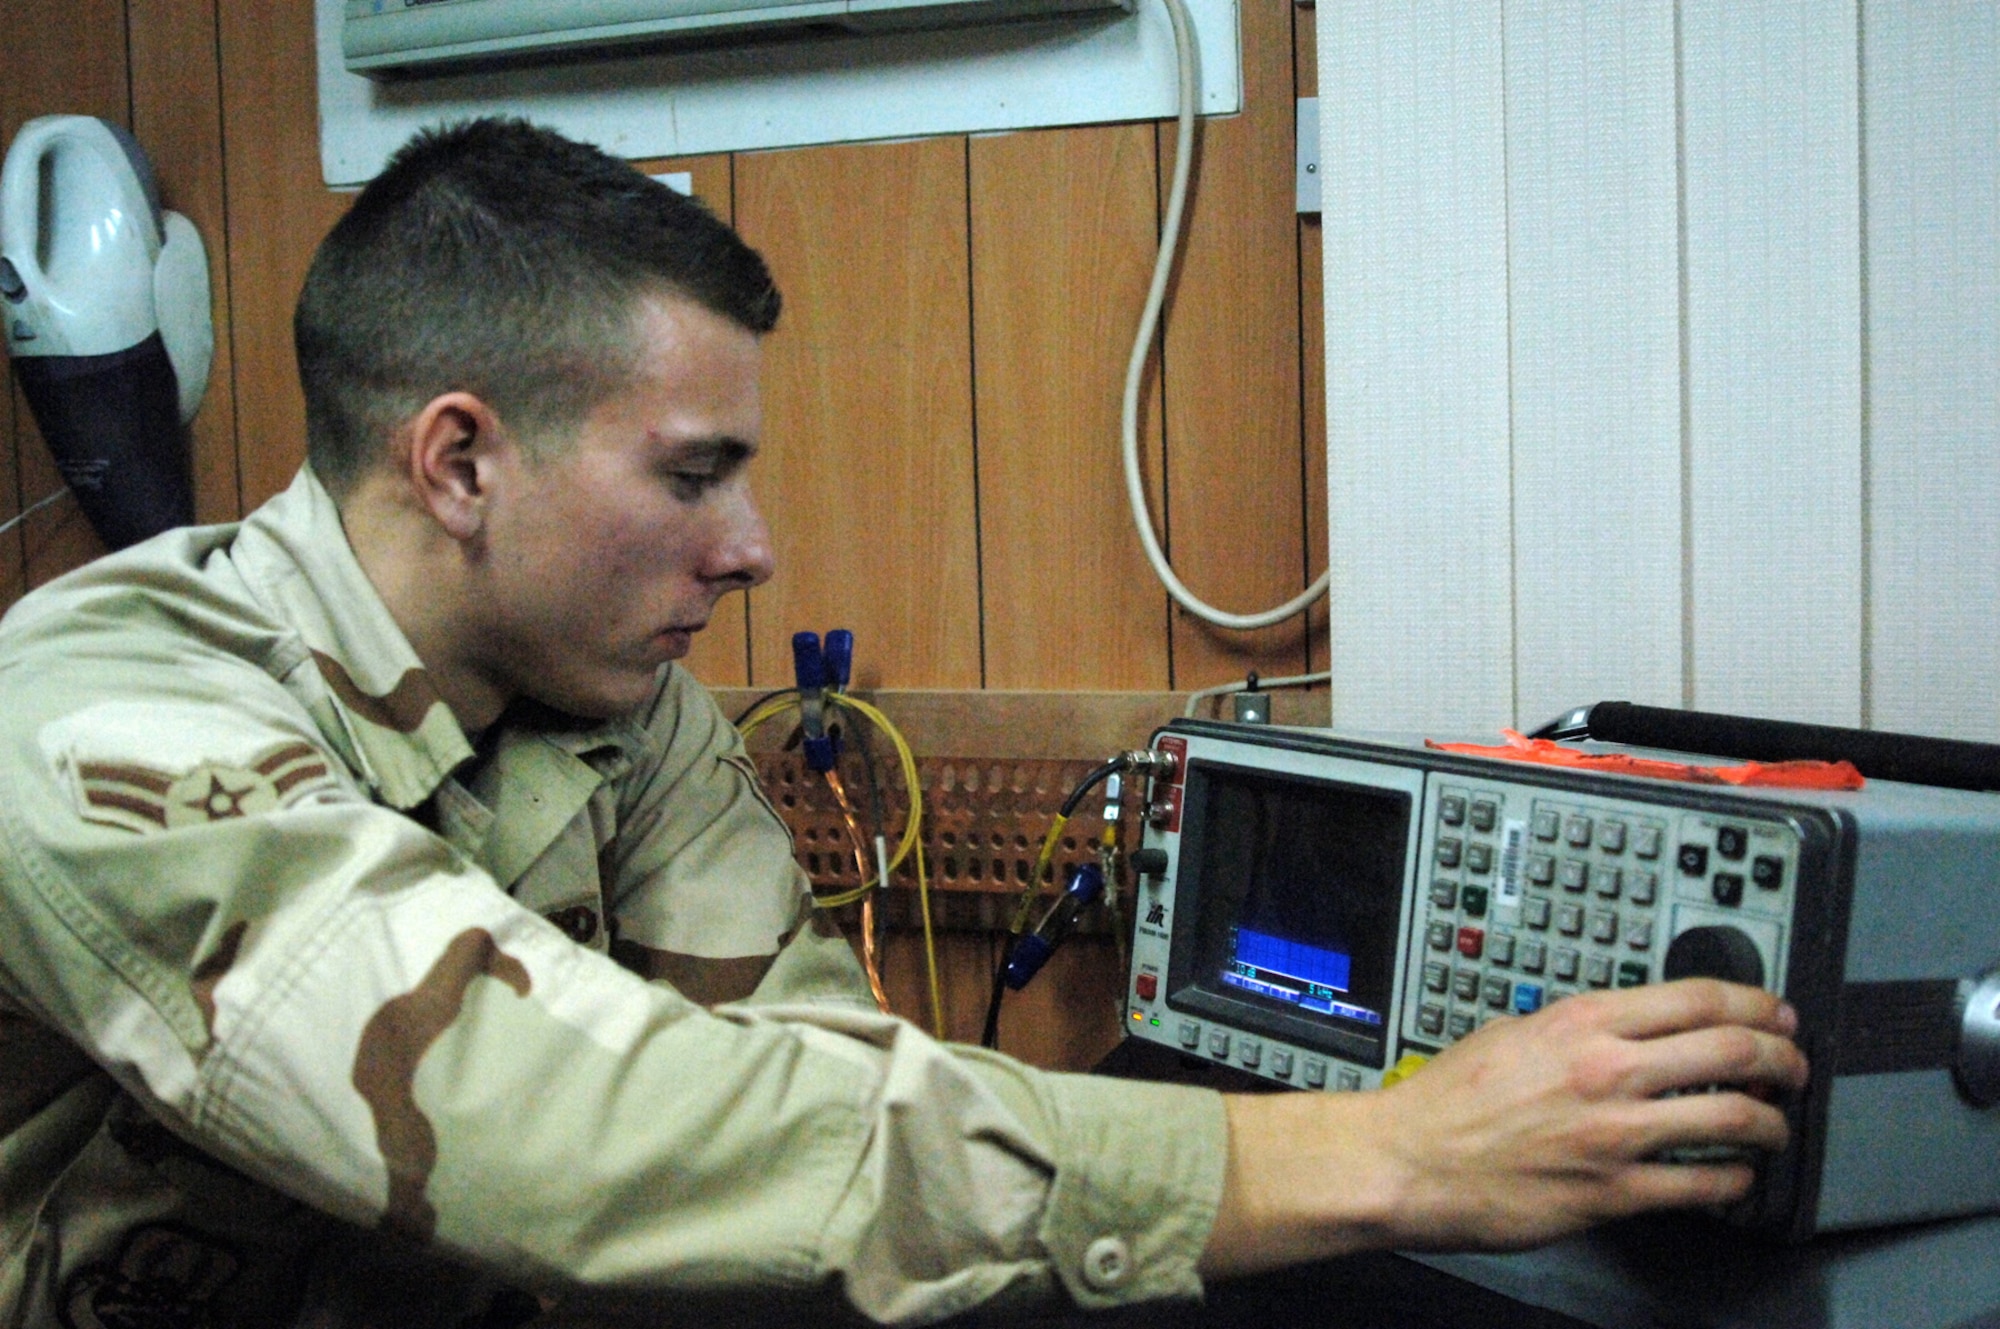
[1168,760,1411,1066]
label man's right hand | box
[1197,978,1809,1278]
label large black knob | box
[1664,925,1766,988]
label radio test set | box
[1118,704,2000,1243]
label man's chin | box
[527,667,668,722]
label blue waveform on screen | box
[1233,927,1352,993]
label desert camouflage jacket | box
[0,469,1225,1328]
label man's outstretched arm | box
[1201,978,1808,1278]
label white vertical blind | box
[1321,0,1989,743]
[1322,1,1515,734]
[1865,1,2000,742]
[1682,0,1863,725]
[1505,0,1683,728]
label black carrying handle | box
[1529,701,2000,794]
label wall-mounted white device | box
[343,0,1133,77]
[1,116,212,549]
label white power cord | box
[1125,0,1331,631]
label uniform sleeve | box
[0,676,1227,1324]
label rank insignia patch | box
[74,742,335,834]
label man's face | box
[475,293,773,719]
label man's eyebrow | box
[657,436,758,465]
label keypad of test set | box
[1399,780,1799,1048]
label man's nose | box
[706,490,774,590]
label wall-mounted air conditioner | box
[343,0,1134,77]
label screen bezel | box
[1164,756,1416,1070]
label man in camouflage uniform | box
[0,119,1808,1328]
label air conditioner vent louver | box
[343,0,1133,77]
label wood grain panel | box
[0,0,1317,1070]
[876,928,1122,1070]
[717,686,1195,761]
[1159,0,1313,688]
[1295,2,1317,98]
[4,0,129,590]
[878,930,993,1047]
[131,0,239,525]
[735,138,981,691]
[634,153,753,690]
[968,123,1169,691]
[218,0,351,508]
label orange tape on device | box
[1426,730,1865,791]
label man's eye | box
[668,472,718,501]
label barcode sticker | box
[1497,818,1527,906]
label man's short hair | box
[294,117,781,495]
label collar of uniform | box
[441,703,642,884]
[231,468,475,811]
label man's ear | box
[401,392,508,541]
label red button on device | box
[1135,973,1158,1002]
[1456,927,1485,960]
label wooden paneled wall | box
[2,0,1328,700]
[1,1,1324,1070]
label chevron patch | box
[74,742,336,835]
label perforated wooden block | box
[752,748,1142,934]
[718,686,1329,933]
[721,687,1203,932]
